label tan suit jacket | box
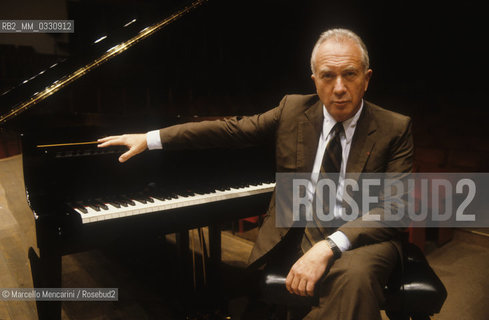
[159,94,414,266]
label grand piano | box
[0,1,278,318]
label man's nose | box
[333,77,347,95]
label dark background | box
[0,0,487,170]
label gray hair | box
[310,28,370,74]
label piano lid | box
[0,0,208,126]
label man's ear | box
[364,69,373,92]
[311,73,318,88]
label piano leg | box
[208,224,222,293]
[28,246,62,320]
[173,226,230,317]
[208,224,232,317]
[175,230,192,314]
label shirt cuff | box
[328,231,351,252]
[146,130,163,150]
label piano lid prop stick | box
[36,141,100,148]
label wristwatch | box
[325,237,342,260]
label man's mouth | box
[333,100,350,105]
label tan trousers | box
[303,240,399,320]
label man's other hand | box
[285,240,333,296]
[97,134,147,163]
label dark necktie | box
[321,121,344,180]
[303,122,344,250]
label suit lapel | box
[297,99,323,172]
[346,102,377,179]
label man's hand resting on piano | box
[98,134,147,163]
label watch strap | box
[326,237,342,260]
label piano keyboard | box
[69,182,275,224]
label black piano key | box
[180,190,195,197]
[87,203,101,212]
[162,194,174,200]
[110,197,128,207]
[90,201,103,211]
[67,202,88,214]
[217,186,231,191]
[121,196,136,206]
[94,199,109,210]
[168,193,179,199]
[75,201,90,213]
[121,202,129,207]
[78,207,88,214]
[101,197,121,208]
[126,200,137,206]
[119,199,129,207]
[106,200,121,208]
[138,192,155,203]
[149,189,168,201]
[152,195,167,201]
[130,195,147,204]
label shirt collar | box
[322,100,364,143]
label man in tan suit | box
[99,28,413,319]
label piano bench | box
[259,242,447,320]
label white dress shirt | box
[146,100,365,252]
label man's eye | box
[344,71,357,78]
[322,73,334,79]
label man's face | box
[311,39,372,122]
